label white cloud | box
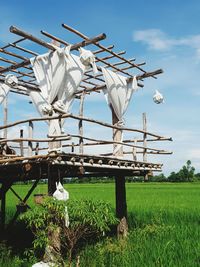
[133,29,200,58]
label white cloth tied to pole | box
[5,74,18,87]
[0,82,10,105]
[102,67,138,121]
[53,182,69,227]
[0,75,18,105]
[30,45,85,136]
[102,68,138,156]
[153,90,164,104]
[79,47,98,75]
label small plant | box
[20,197,118,265]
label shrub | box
[20,197,118,264]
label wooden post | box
[132,138,137,161]
[143,113,148,181]
[3,97,8,140]
[79,93,85,154]
[28,121,33,156]
[0,185,6,231]
[143,113,147,162]
[20,129,24,156]
[112,107,128,237]
[35,142,39,155]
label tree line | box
[152,160,200,182]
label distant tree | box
[168,160,195,182]
[168,171,179,182]
[179,160,195,181]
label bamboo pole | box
[20,129,24,156]
[0,113,171,140]
[3,97,8,140]
[62,23,155,78]
[28,121,33,156]
[79,93,85,154]
[143,113,147,162]
[0,26,107,74]
[132,138,137,161]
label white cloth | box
[28,90,60,136]
[30,46,85,135]
[0,82,10,105]
[153,90,164,104]
[79,47,98,75]
[102,67,138,121]
[5,74,18,87]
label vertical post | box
[79,92,85,154]
[28,121,33,157]
[0,185,6,231]
[3,97,8,154]
[20,129,24,156]
[35,142,39,155]
[112,107,128,237]
[132,138,137,161]
[47,164,59,196]
[3,97,8,140]
[143,113,147,162]
[143,113,148,181]
[71,142,75,153]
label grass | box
[1,182,200,266]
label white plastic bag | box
[153,90,164,104]
[53,182,69,201]
[32,261,54,267]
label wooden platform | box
[0,152,162,183]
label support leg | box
[115,176,128,238]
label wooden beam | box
[0,26,107,74]
[0,113,171,140]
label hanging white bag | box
[53,182,69,201]
[153,90,164,104]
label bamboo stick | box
[20,129,24,156]
[0,26,107,74]
[28,121,33,156]
[0,113,171,139]
[143,113,147,162]
[62,23,156,78]
[79,93,85,154]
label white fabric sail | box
[30,46,86,136]
[0,82,10,105]
[101,67,138,122]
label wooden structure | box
[0,23,172,232]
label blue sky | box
[0,0,200,175]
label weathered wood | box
[143,113,147,162]
[0,186,6,230]
[79,93,85,154]
[28,121,33,156]
[0,113,171,139]
[132,138,137,161]
[3,97,8,153]
[0,26,106,74]
[20,129,24,156]
[35,142,39,155]
[112,107,128,238]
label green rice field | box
[1,182,200,267]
